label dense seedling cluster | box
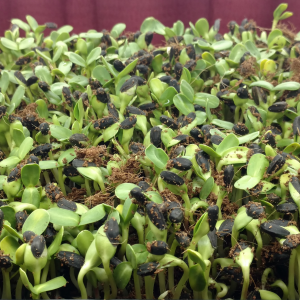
[0,3,299,299]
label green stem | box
[4,93,10,104]
[70,267,79,290]
[133,270,141,300]
[93,181,100,192]
[145,276,155,300]
[32,269,41,300]
[78,266,89,299]
[118,222,129,260]
[15,275,23,300]
[289,249,297,300]
[234,106,241,124]
[103,260,117,299]
[85,179,92,196]
[103,282,110,300]
[199,261,210,300]
[217,237,224,258]
[43,171,51,184]
[168,239,179,292]
[57,167,66,196]
[50,168,59,183]
[216,190,226,220]
[172,260,189,299]
[112,139,128,159]
[41,261,50,299]
[272,19,278,31]
[136,223,144,244]
[297,248,300,298]
[2,269,11,300]
[241,266,250,300]
[261,268,274,290]
[182,193,193,228]
[158,272,166,296]
[93,134,104,146]
[96,175,105,193]
[26,88,34,103]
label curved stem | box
[93,134,104,146]
[70,267,79,290]
[261,268,274,290]
[217,283,228,298]
[271,280,288,300]
[78,267,89,299]
[172,260,189,299]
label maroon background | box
[1,0,299,41]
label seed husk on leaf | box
[276,198,298,213]
[69,134,89,147]
[130,187,147,204]
[15,211,28,230]
[195,150,210,172]
[39,122,50,135]
[217,219,234,237]
[120,116,137,129]
[137,262,159,276]
[160,115,178,129]
[23,231,36,243]
[31,144,52,158]
[104,218,120,245]
[266,154,285,175]
[169,157,192,171]
[57,198,77,212]
[208,205,219,231]
[175,232,191,248]
[150,126,162,147]
[211,135,223,145]
[31,235,46,258]
[260,222,289,238]
[160,171,184,186]
[246,202,265,219]
[146,202,166,230]
[232,123,249,135]
[268,102,288,112]
[57,251,85,269]
[148,240,168,255]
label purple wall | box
[1,0,299,41]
